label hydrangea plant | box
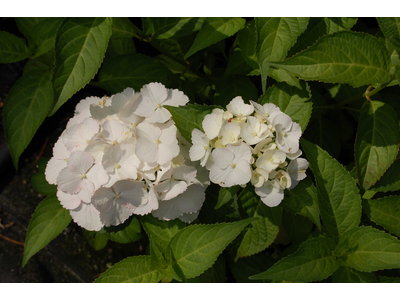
[2,17,400,283]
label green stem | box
[364,81,390,99]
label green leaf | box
[259,81,312,132]
[269,31,391,87]
[282,177,321,230]
[250,237,339,282]
[288,17,327,57]
[29,18,65,57]
[82,230,108,251]
[355,100,400,190]
[3,70,53,168]
[15,17,51,39]
[214,75,258,107]
[379,276,400,283]
[23,51,54,74]
[215,186,241,210]
[339,226,400,272]
[185,255,226,283]
[110,17,137,39]
[269,69,302,90]
[235,186,281,260]
[97,53,175,94]
[31,158,57,196]
[324,17,358,34]
[22,195,71,267]
[50,17,113,115]
[95,255,163,283]
[370,156,400,193]
[229,252,275,283]
[103,217,142,244]
[238,20,258,70]
[166,103,221,142]
[225,48,254,77]
[255,17,309,92]
[140,215,186,254]
[0,30,30,63]
[364,196,400,238]
[168,218,254,280]
[301,139,362,241]
[377,17,400,54]
[145,17,205,39]
[184,17,246,59]
[303,117,341,159]
[332,266,377,283]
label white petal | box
[57,168,83,194]
[45,157,67,185]
[136,138,159,163]
[163,88,189,107]
[229,143,252,165]
[202,109,224,140]
[189,144,206,162]
[77,179,95,203]
[133,187,158,215]
[209,164,232,187]
[102,145,124,172]
[212,147,234,169]
[226,96,254,116]
[52,138,70,159]
[162,180,188,200]
[136,121,160,143]
[146,107,171,123]
[179,211,200,223]
[102,120,124,142]
[141,82,168,106]
[118,180,148,207]
[57,189,81,210]
[86,163,109,190]
[229,160,251,186]
[70,202,103,231]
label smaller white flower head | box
[133,82,189,123]
[273,113,302,154]
[226,96,254,120]
[202,108,224,140]
[250,101,283,124]
[255,179,284,207]
[209,143,252,187]
[92,180,148,227]
[135,120,179,165]
[241,116,271,145]
[189,128,211,167]
[287,158,309,189]
[220,122,241,146]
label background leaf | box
[259,81,312,132]
[0,30,30,63]
[250,237,339,282]
[229,252,275,283]
[340,226,400,272]
[255,17,309,92]
[28,18,65,57]
[238,20,258,70]
[269,31,391,87]
[97,53,175,94]
[364,196,400,238]
[324,17,358,34]
[3,70,53,168]
[184,17,246,59]
[370,156,400,193]
[82,230,109,251]
[144,17,205,39]
[50,17,113,115]
[22,195,71,267]
[377,17,400,54]
[301,139,361,241]
[355,100,400,190]
[215,186,241,210]
[168,219,253,280]
[214,75,258,107]
[95,255,163,283]
[103,217,142,244]
[185,255,226,283]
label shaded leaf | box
[0,30,30,63]
[269,31,391,87]
[95,256,163,283]
[332,266,377,283]
[238,20,258,70]
[82,230,108,251]
[104,38,135,60]
[3,70,53,168]
[301,139,361,241]
[111,17,137,39]
[282,211,313,243]
[97,53,175,94]
[250,237,338,282]
[144,17,205,39]
[282,177,321,230]
[370,156,400,193]
[22,195,71,267]
[185,17,246,59]
[355,100,399,190]
[377,17,400,54]
[31,158,57,196]
[364,196,400,238]
[29,18,65,57]
[225,48,254,76]
[214,75,258,107]
[23,51,54,74]
[215,186,241,210]
[324,17,358,34]
[50,17,113,115]
[185,254,226,283]
[229,252,275,283]
[269,68,302,89]
[103,217,142,244]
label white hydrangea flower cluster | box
[45,82,208,231]
[189,96,309,207]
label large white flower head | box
[45,83,206,231]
